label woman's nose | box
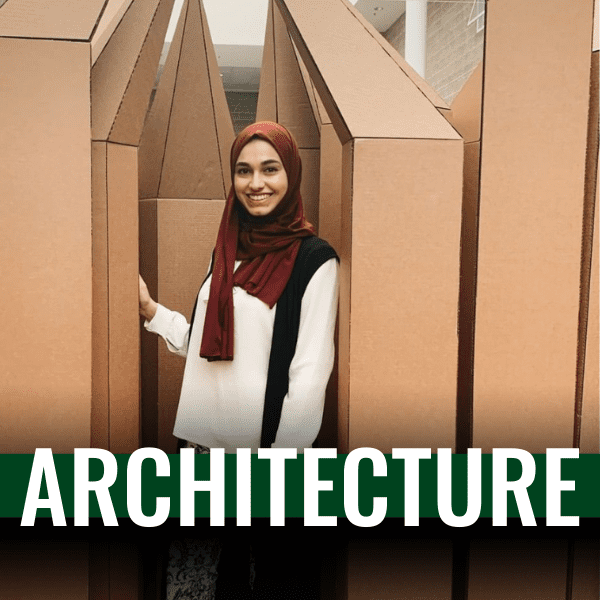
[249,171,264,190]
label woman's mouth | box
[247,193,272,202]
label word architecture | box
[21,447,579,527]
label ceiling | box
[163,0,407,93]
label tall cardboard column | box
[465,1,595,451]
[256,0,320,228]
[276,0,462,454]
[139,0,234,451]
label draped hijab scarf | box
[199,121,315,361]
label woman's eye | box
[236,168,249,175]
[265,167,277,173]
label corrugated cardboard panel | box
[91,0,135,64]
[200,0,235,194]
[337,140,354,452]
[581,52,599,453]
[347,540,452,600]
[0,542,89,600]
[473,0,594,452]
[294,41,327,130]
[107,143,140,452]
[348,138,462,451]
[0,0,107,39]
[456,141,481,452]
[447,62,483,144]
[299,148,319,231]
[155,198,225,451]
[91,142,110,450]
[138,0,186,199]
[273,1,319,149]
[256,0,277,122]
[0,39,91,452]
[91,0,171,143]
[275,0,460,144]
[139,199,159,447]
[316,124,343,447]
[340,0,449,112]
[107,0,175,146]
[468,540,568,600]
[594,0,599,51]
[572,539,599,600]
[158,0,227,199]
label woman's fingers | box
[139,275,157,320]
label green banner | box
[1,452,598,523]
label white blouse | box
[145,258,339,452]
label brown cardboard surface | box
[91,0,174,145]
[200,0,235,192]
[0,542,89,600]
[456,141,481,452]
[347,540,452,600]
[315,124,343,446]
[468,540,568,600]
[340,0,449,112]
[572,540,600,600]
[0,0,107,39]
[139,200,159,447]
[273,1,319,149]
[299,148,319,231]
[447,62,483,144]
[255,0,277,122]
[91,0,135,63]
[138,0,186,199]
[156,0,230,199]
[294,41,329,130]
[0,38,91,452]
[594,0,599,51]
[275,0,460,144]
[472,0,594,452]
[107,143,140,452]
[91,142,110,450]
[151,198,225,451]
[347,138,462,451]
[581,51,599,453]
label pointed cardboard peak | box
[272,0,319,149]
[0,0,107,40]
[341,0,449,111]
[447,62,483,144]
[256,0,277,122]
[139,0,187,199]
[91,0,135,64]
[91,0,175,144]
[275,0,459,143]
[294,40,331,128]
[139,0,234,200]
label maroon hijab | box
[199,121,315,361]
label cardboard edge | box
[91,0,135,64]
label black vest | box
[188,236,339,448]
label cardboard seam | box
[0,35,91,42]
[87,0,111,43]
[92,138,137,147]
[274,0,351,143]
[199,0,227,200]
[339,0,450,113]
[156,0,189,199]
[90,0,139,62]
[107,0,163,141]
[573,52,599,448]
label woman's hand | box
[139,275,158,321]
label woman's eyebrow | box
[235,159,282,167]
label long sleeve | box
[144,303,191,358]
[271,257,339,450]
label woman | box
[139,121,338,599]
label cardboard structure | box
[448,0,597,452]
[274,0,463,452]
[0,0,173,454]
[138,0,234,451]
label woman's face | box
[234,139,289,217]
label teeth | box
[248,194,271,201]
